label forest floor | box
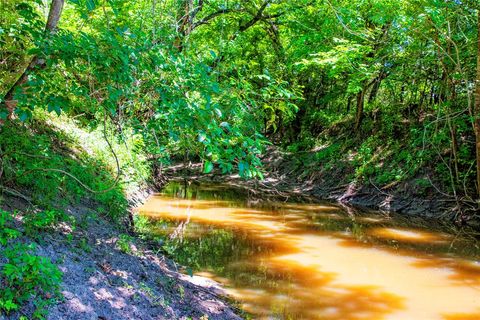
[0,191,243,320]
[164,146,479,229]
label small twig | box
[0,185,33,204]
[368,178,392,197]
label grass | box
[0,110,150,219]
[0,111,152,318]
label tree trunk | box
[475,10,480,199]
[174,0,195,52]
[355,89,365,131]
[1,0,65,118]
[368,71,385,104]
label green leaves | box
[203,161,214,174]
[23,210,67,237]
[16,109,32,122]
[0,108,9,120]
[0,299,18,313]
[47,96,68,116]
[0,213,62,316]
[0,210,20,246]
[0,242,62,315]
[86,0,97,12]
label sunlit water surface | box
[138,181,480,320]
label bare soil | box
[1,195,242,320]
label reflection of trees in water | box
[302,209,480,259]
[163,181,247,202]
[155,219,404,319]
[169,206,191,242]
[158,222,267,271]
[211,255,405,320]
[144,182,480,319]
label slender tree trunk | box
[355,89,365,131]
[474,10,480,199]
[174,0,195,52]
[419,78,428,112]
[447,114,460,184]
[368,70,386,104]
[45,0,64,31]
[2,0,64,118]
[266,21,285,62]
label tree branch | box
[1,0,65,118]
[239,0,272,32]
[191,8,236,30]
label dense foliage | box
[1,0,478,198]
[1,0,480,317]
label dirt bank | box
[0,192,242,320]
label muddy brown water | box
[138,181,480,319]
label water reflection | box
[137,181,480,319]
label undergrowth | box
[285,112,476,198]
[0,110,149,219]
[0,210,62,319]
[0,111,151,318]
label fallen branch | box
[0,185,33,204]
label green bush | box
[0,210,20,246]
[0,210,62,318]
[23,209,67,236]
[315,143,342,162]
[117,234,134,254]
[0,119,130,221]
[0,243,62,318]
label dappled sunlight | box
[275,203,341,212]
[197,256,405,319]
[370,227,452,244]
[140,197,311,234]
[411,258,480,287]
[357,216,388,223]
[138,182,480,319]
[274,235,480,319]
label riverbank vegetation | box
[1,0,480,318]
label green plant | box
[139,282,156,300]
[0,121,130,222]
[178,285,185,300]
[117,234,134,254]
[133,215,151,235]
[0,243,62,318]
[0,210,20,246]
[76,238,92,253]
[23,209,66,236]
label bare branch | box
[191,8,236,30]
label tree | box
[475,9,480,200]
[1,0,65,119]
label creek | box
[138,181,480,319]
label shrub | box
[0,210,20,246]
[23,209,67,237]
[117,234,134,254]
[0,243,62,318]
